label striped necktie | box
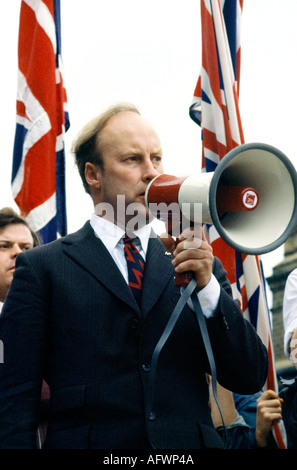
[124,233,145,305]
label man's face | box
[93,111,164,227]
[0,224,34,302]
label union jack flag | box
[190,0,286,448]
[12,0,70,244]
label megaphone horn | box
[145,142,297,256]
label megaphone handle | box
[174,237,194,287]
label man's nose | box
[142,159,161,182]
[11,244,22,258]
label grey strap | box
[147,278,228,447]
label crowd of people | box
[0,102,296,449]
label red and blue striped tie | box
[124,233,145,305]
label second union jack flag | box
[190,0,286,448]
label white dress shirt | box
[90,213,220,318]
[90,213,150,284]
[283,268,297,357]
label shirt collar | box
[90,213,151,255]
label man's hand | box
[256,390,283,448]
[160,225,214,290]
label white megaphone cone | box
[145,143,297,255]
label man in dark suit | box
[0,207,49,448]
[0,103,268,449]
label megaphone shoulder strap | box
[191,292,227,444]
[147,278,227,447]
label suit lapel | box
[61,222,138,311]
[61,223,174,316]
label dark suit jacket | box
[0,221,268,449]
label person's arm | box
[160,226,268,394]
[255,390,283,448]
[0,249,48,448]
[209,378,237,427]
[209,378,254,449]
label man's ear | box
[85,162,101,190]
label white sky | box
[1,0,297,305]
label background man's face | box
[0,223,33,302]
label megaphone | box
[145,142,297,255]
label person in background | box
[210,380,282,449]
[280,270,297,448]
[0,102,268,449]
[0,207,41,311]
[0,207,48,447]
